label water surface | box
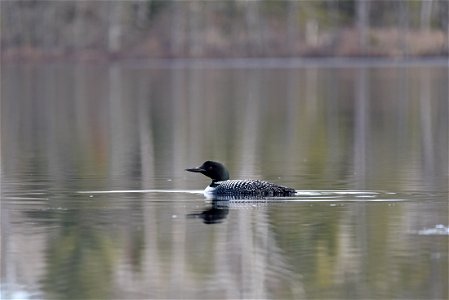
[1,61,448,299]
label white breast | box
[203,185,216,200]
[204,185,216,194]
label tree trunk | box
[420,0,433,30]
[108,2,123,53]
[357,0,370,53]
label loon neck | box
[210,180,222,187]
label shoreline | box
[2,56,448,68]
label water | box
[1,61,448,299]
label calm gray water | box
[1,61,448,299]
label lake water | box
[1,60,448,299]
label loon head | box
[186,161,230,182]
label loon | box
[186,161,296,198]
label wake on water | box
[76,189,404,202]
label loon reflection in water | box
[186,161,296,198]
[188,200,230,224]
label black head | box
[186,161,230,181]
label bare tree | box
[244,0,263,56]
[170,1,186,57]
[398,0,410,57]
[287,1,300,56]
[188,1,203,57]
[108,2,123,53]
[357,0,370,52]
[420,0,433,30]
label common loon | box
[186,161,296,198]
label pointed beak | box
[185,167,205,173]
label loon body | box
[186,161,296,198]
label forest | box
[1,0,448,60]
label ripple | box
[77,189,204,194]
[75,189,408,202]
[417,225,449,236]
